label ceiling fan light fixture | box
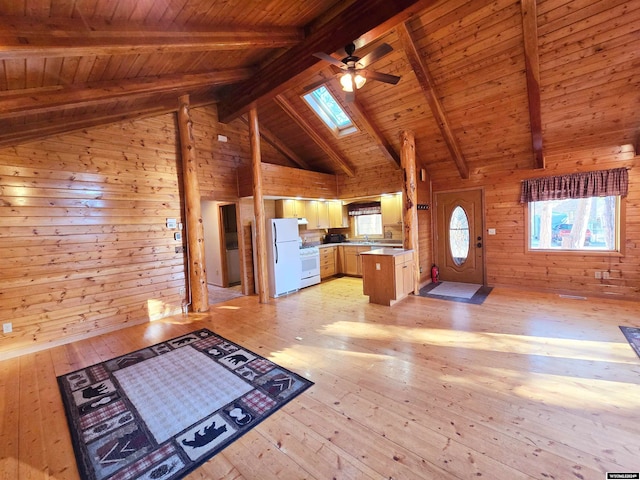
[340,72,366,92]
[340,73,354,92]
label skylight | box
[302,86,357,137]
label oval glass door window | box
[449,206,470,266]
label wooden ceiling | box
[1,0,638,181]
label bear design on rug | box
[182,422,228,448]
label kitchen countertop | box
[360,247,413,256]
[318,242,403,248]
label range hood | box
[297,217,308,225]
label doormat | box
[620,326,640,360]
[57,329,313,480]
[418,281,493,305]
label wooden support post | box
[249,107,270,303]
[400,130,420,294]
[177,94,208,312]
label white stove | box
[299,246,321,288]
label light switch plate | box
[488,228,496,235]
[3,323,12,334]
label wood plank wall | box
[431,145,640,299]
[0,114,188,359]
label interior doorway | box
[434,189,485,284]
[219,203,241,287]
[201,200,242,292]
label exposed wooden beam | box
[0,69,251,119]
[248,108,270,304]
[520,0,545,169]
[400,130,420,295]
[0,96,216,149]
[217,0,435,123]
[274,94,355,177]
[351,97,401,169]
[177,95,208,313]
[397,22,470,180]
[0,17,303,59]
[239,116,312,170]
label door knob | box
[476,242,482,248]
[477,236,482,241]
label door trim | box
[433,187,486,285]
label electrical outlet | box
[3,323,12,334]
[595,271,602,279]
[602,271,610,279]
[179,287,186,295]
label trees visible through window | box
[528,196,618,251]
[354,214,382,237]
[522,168,627,253]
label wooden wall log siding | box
[431,145,640,300]
[337,164,404,199]
[0,114,187,359]
[237,163,338,199]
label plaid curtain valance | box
[519,167,629,203]
[347,201,381,216]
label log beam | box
[520,0,545,169]
[401,130,420,295]
[177,95,208,313]
[274,94,355,177]
[249,107,270,303]
[351,97,401,169]
[239,115,312,170]
[217,0,434,122]
[0,69,252,120]
[0,17,303,59]
[397,22,469,180]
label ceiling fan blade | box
[361,70,401,85]
[357,43,393,68]
[312,52,346,68]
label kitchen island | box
[361,248,415,306]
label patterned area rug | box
[620,326,640,359]
[57,329,313,480]
[418,281,493,305]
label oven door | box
[301,254,319,279]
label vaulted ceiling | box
[1,0,638,181]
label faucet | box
[364,235,369,243]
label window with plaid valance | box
[347,202,381,216]
[519,167,629,203]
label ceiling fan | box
[311,42,401,101]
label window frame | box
[353,213,383,238]
[302,85,358,138]
[524,196,626,256]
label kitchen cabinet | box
[328,201,349,228]
[275,199,306,219]
[381,194,402,226]
[361,249,414,306]
[306,200,330,229]
[319,245,337,279]
[340,245,371,276]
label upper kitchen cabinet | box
[276,199,306,219]
[381,194,402,226]
[328,201,348,228]
[306,201,330,230]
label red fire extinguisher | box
[431,264,439,284]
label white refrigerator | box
[266,218,301,297]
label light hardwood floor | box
[1,277,639,480]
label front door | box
[435,189,484,284]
